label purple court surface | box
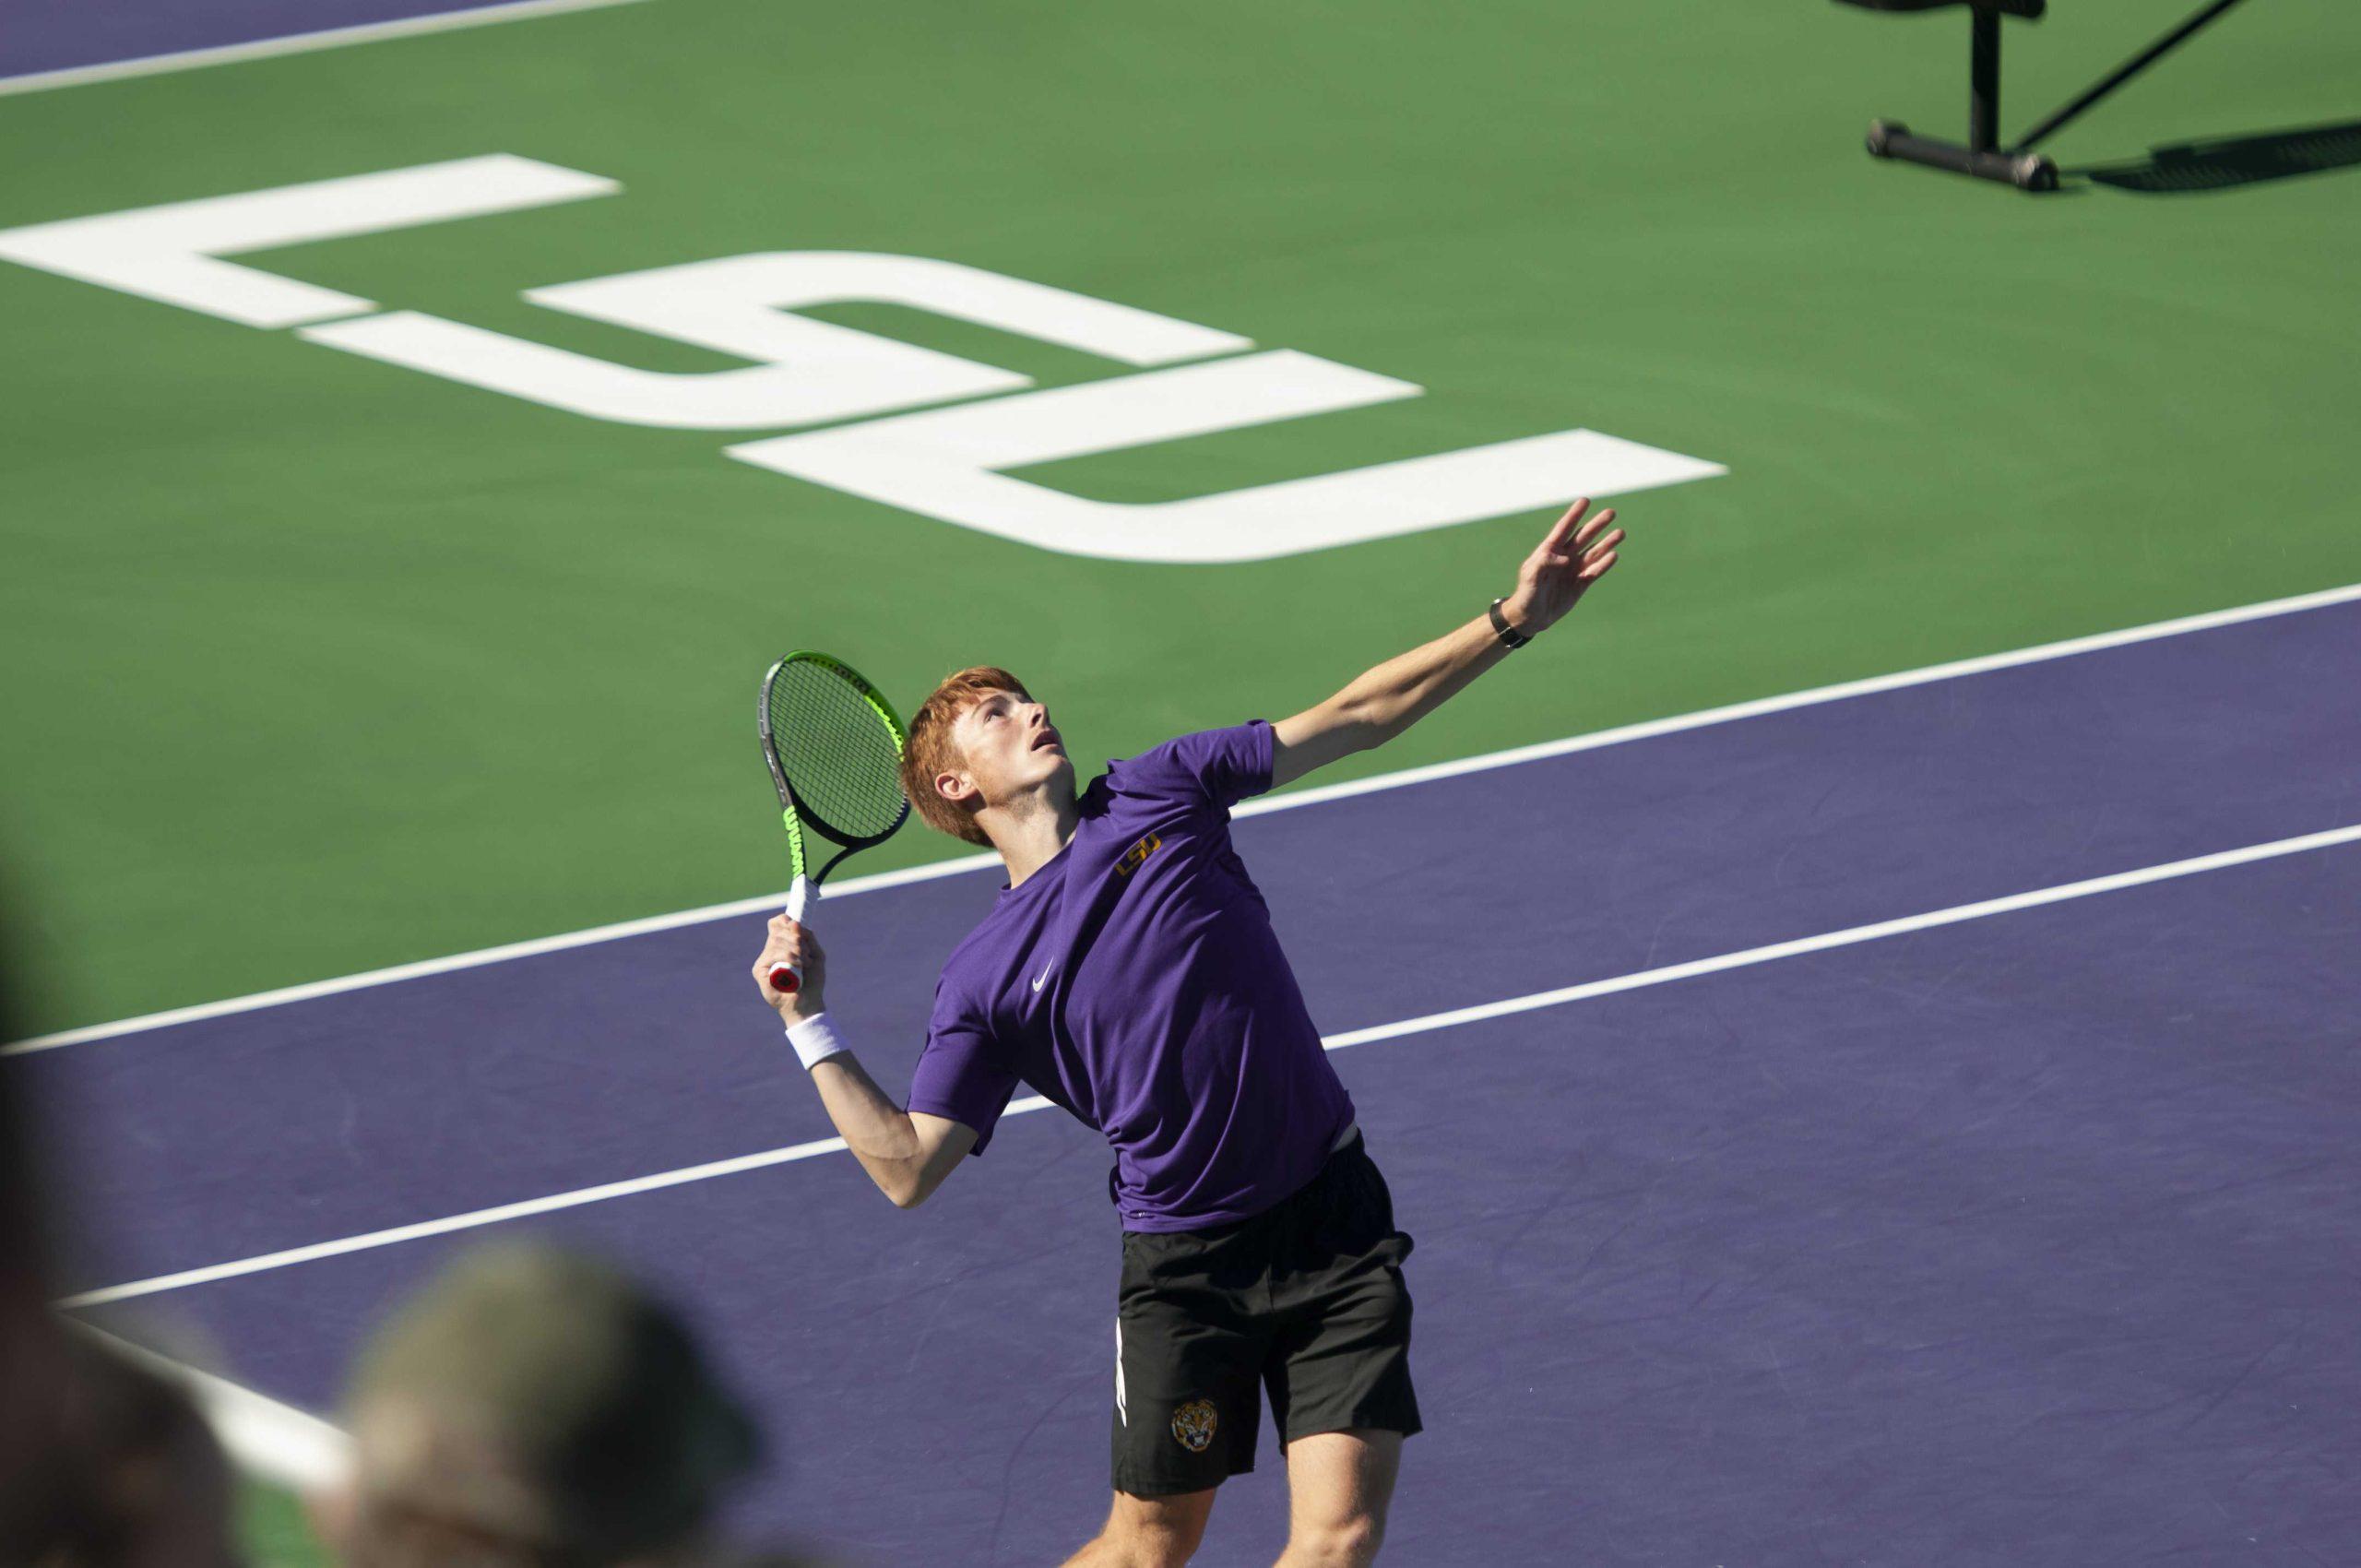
[0,0,587,82]
[21,596,2361,1564]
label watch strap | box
[1488,597,1532,650]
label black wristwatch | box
[1488,597,1532,650]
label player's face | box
[945,688,1071,809]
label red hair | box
[902,667,1032,846]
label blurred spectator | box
[316,1239,819,1568]
[0,923,242,1567]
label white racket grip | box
[768,874,816,992]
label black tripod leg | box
[1969,7,2001,153]
[2014,0,2251,152]
[1869,119,2059,189]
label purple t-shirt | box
[906,721,1356,1232]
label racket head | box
[757,651,912,864]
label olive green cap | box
[342,1240,760,1558]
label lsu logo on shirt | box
[1114,833,1163,878]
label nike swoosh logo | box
[1032,968,1051,992]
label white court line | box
[4,854,996,1056]
[63,1318,351,1491]
[61,1133,852,1308]
[0,0,654,99]
[9,579,2360,1060]
[57,819,2361,1312]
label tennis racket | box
[756,651,911,994]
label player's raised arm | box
[752,914,976,1208]
[1269,498,1624,789]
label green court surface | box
[2,0,2355,1045]
[239,1481,321,1568]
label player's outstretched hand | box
[1500,497,1623,639]
[753,913,826,1023]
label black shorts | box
[1111,1134,1420,1498]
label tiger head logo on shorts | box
[1170,1398,1218,1453]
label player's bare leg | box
[1061,1488,1217,1568]
[1274,1430,1400,1568]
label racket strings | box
[765,659,908,842]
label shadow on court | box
[2070,118,2361,194]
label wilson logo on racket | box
[1114,834,1163,878]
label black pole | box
[2014,0,2250,151]
[1969,8,2001,152]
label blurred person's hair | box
[326,1241,767,1568]
[0,901,241,1567]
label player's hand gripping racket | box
[757,652,911,995]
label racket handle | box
[768,874,816,994]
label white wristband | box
[784,1012,849,1073]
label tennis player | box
[752,499,1622,1567]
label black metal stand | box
[1837,0,2254,192]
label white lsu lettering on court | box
[0,154,1725,563]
